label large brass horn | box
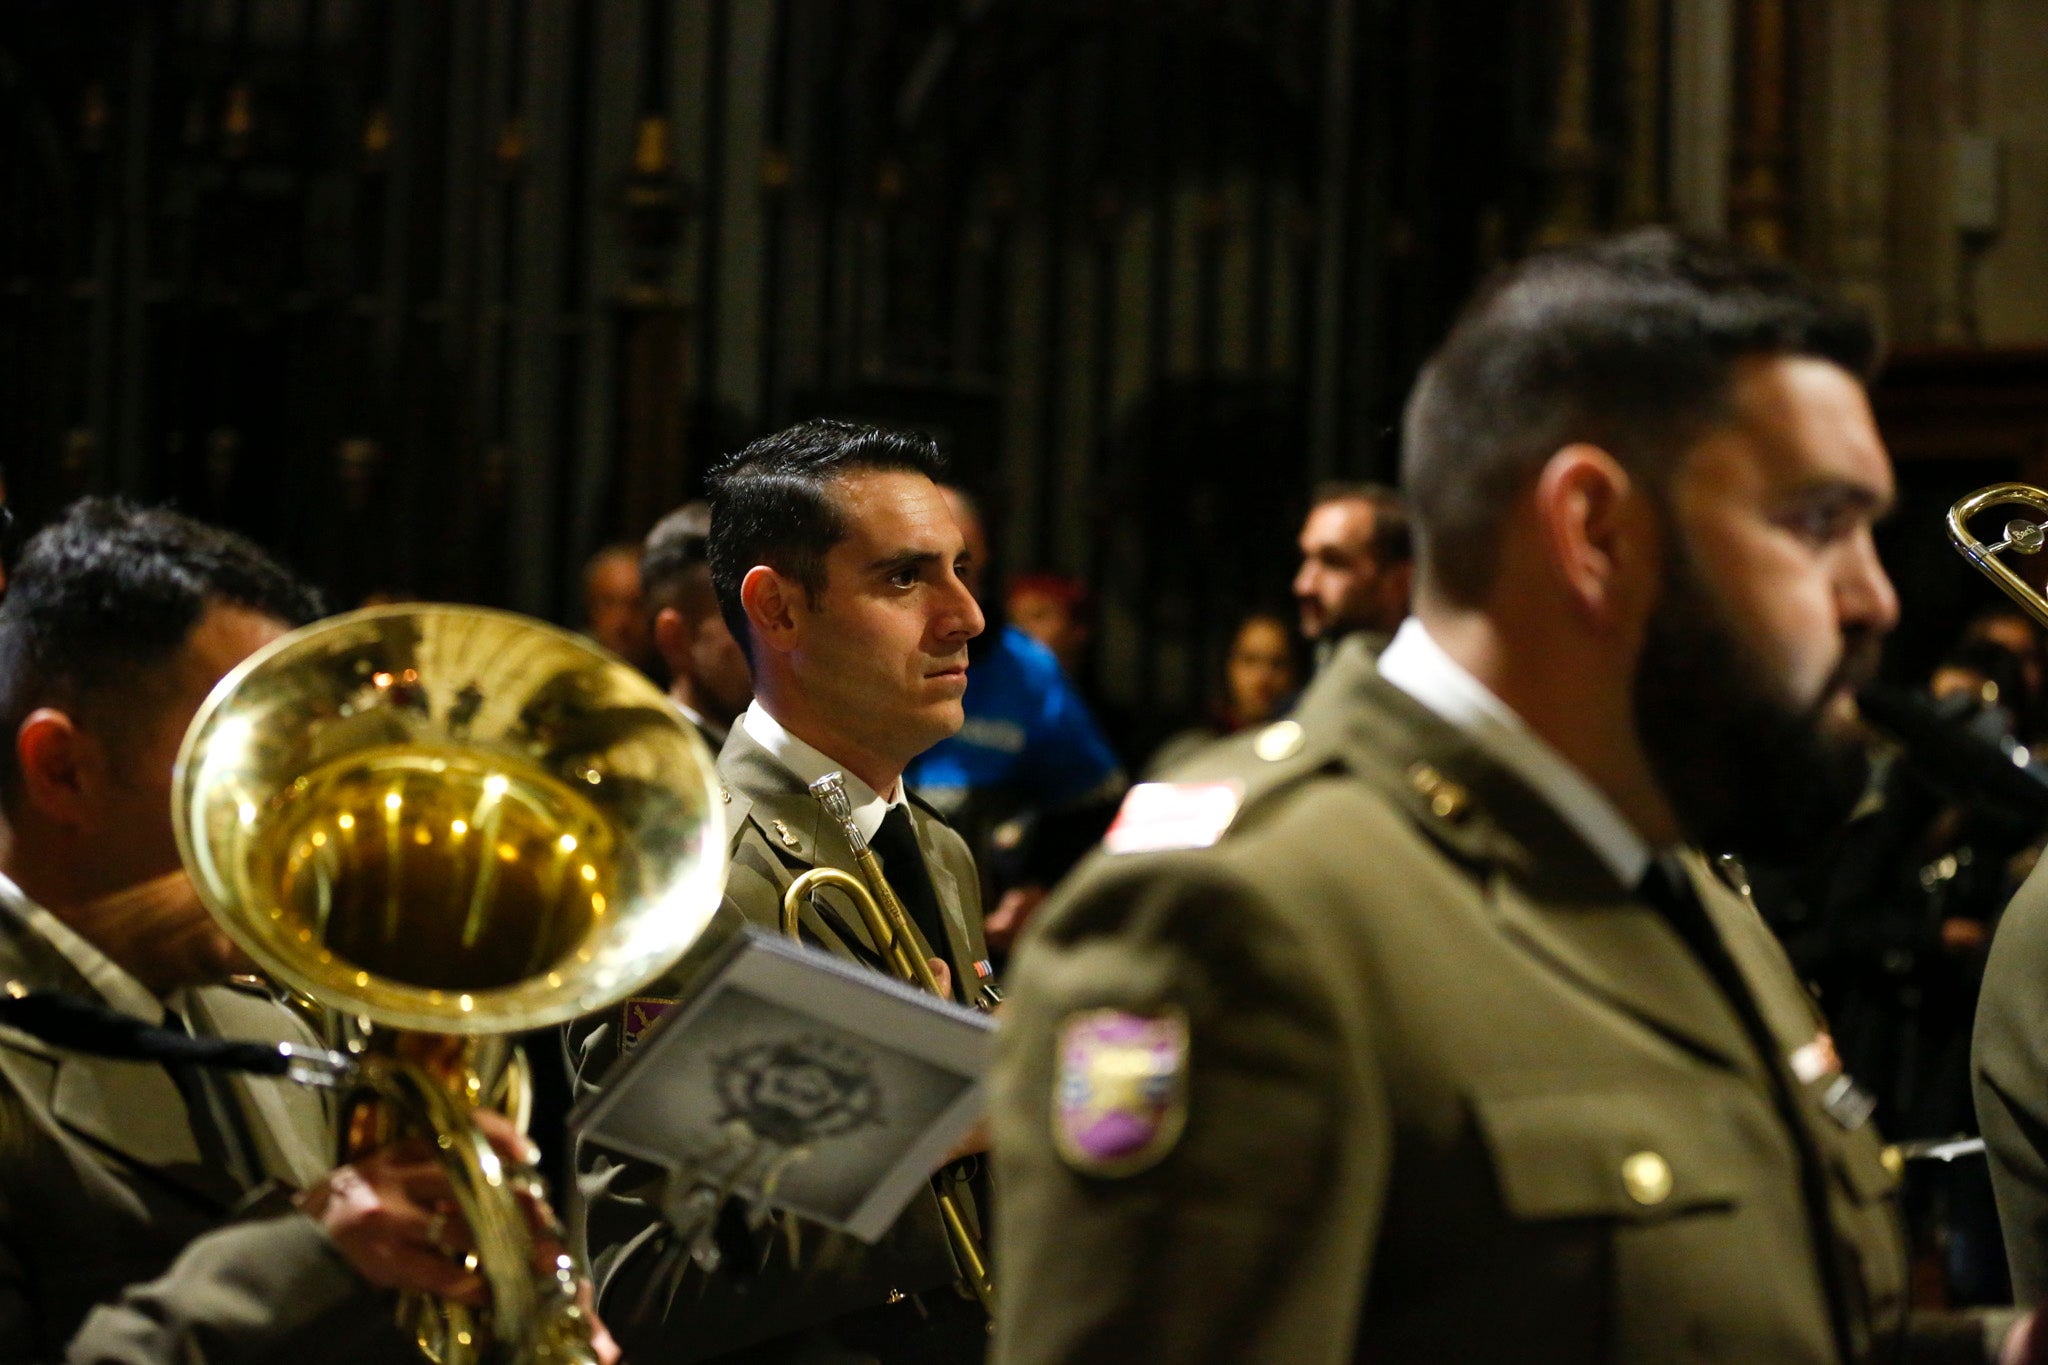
[1949,483,2048,628]
[173,605,726,1363]
[779,773,997,1319]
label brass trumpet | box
[174,605,727,1363]
[778,773,998,1319]
[1949,483,2048,626]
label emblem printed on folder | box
[620,997,678,1053]
[1054,1007,1190,1177]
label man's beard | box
[1632,550,1881,868]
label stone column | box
[1730,0,1791,256]
[1804,0,1893,336]
[1669,0,1735,235]
[1619,0,1666,225]
[1536,0,1601,244]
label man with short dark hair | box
[0,499,572,1361]
[1292,481,1412,657]
[571,418,993,1364]
[991,231,2023,1363]
[641,500,752,747]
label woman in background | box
[1147,609,1302,776]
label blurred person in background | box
[1007,572,1090,678]
[641,501,752,748]
[0,463,11,597]
[1962,606,2047,740]
[1755,635,2048,1306]
[1147,609,1304,776]
[1292,481,1413,667]
[1006,570,1160,769]
[907,487,1124,953]
[580,541,656,676]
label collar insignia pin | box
[772,819,799,849]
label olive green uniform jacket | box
[569,720,989,1363]
[0,874,413,1363]
[1975,853,2048,1301]
[991,640,2009,1365]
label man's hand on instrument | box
[296,1111,621,1365]
[295,1131,495,1305]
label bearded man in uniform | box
[990,231,2027,1365]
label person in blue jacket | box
[907,488,1125,949]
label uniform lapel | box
[716,724,885,958]
[0,882,247,1209]
[183,984,334,1188]
[908,804,981,1001]
[1329,669,1762,1077]
[1687,856,1828,1062]
[1489,877,1763,1077]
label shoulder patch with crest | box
[1103,781,1242,854]
[1053,1006,1190,1177]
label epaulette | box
[1102,718,1341,856]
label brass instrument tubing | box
[779,774,998,1320]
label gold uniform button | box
[1881,1146,1905,1179]
[1407,762,1470,821]
[1254,720,1304,762]
[1621,1150,1673,1206]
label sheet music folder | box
[569,924,993,1243]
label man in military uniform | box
[990,232,2026,1364]
[0,499,579,1361]
[1292,481,1412,667]
[642,500,753,748]
[570,419,994,1364]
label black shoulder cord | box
[0,987,350,1086]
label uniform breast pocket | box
[1475,1087,1742,1221]
[1473,1085,1831,1363]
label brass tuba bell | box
[173,604,726,1363]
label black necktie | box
[868,805,955,998]
[1634,853,1853,1361]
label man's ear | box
[652,606,689,673]
[16,708,96,828]
[1531,443,1656,625]
[739,566,802,656]
[1381,559,1416,620]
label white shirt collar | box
[740,701,905,843]
[0,869,166,1020]
[1376,618,1651,887]
[670,697,731,749]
